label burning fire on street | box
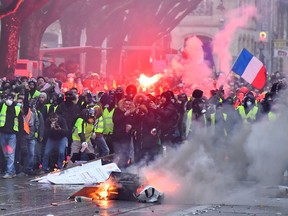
[69,172,163,203]
[90,178,119,201]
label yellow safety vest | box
[210,112,228,136]
[102,108,115,135]
[72,118,95,142]
[29,90,41,100]
[185,109,193,137]
[268,111,277,121]
[237,105,258,123]
[0,103,21,132]
[94,116,104,133]
[45,104,58,113]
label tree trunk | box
[19,20,46,60]
[19,0,80,61]
[0,0,22,19]
[0,0,50,77]
[59,0,89,67]
[0,15,22,77]
[84,27,104,74]
[106,38,124,80]
[85,0,134,76]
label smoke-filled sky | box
[170,5,259,97]
[128,5,288,204]
[213,5,258,77]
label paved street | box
[0,176,287,216]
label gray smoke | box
[127,91,288,204]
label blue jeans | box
[0,133,16,175]
[21,137,36,173]
[42,137,67,171]
[34,140,43,170]
[93,136,110,157]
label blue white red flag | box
[231,48,266,89]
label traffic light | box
[259,31,267,42]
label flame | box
[142,170,180,194]
[91,179,118,200]
[136,184,149,195]
[139,73,163,88]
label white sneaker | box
[2,173,16,179]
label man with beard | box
[27,78,41,100]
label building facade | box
[170,0,288,74]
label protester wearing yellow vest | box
[0,93,23,178]
[237,93,260,124]
[99,93,115,154]
[86,103,110,158]
[27,79,41,100]
[69,108,97,163]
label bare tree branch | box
[0,0,22,19]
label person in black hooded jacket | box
[41,112,68,173]
[149,91,179,146]
[133,93,161,165]
[112,97,137,168]
[56,91,81,155]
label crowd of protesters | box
[0,62,286,178]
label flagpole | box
[215,48,245,94]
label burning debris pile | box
[69,172,163,203]
[31,159,163,203]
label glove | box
[91,133,96,139]
[80,142,88,152]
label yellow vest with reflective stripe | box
[185,109,193,137]
[45,104,58,113]
[72,118,94,142]
[95,116,104,133]
[29,90,41,100]
[0,103,21,132]
[102,108,115,134]
[237,105,258,123]
[210,112,228,136]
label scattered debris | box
[74,196,93,202]
[32,158,164,203]
[133,185,164,203]
[31,159,120,185]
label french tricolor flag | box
[232,48,267,89]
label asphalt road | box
[0,176,287,216]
